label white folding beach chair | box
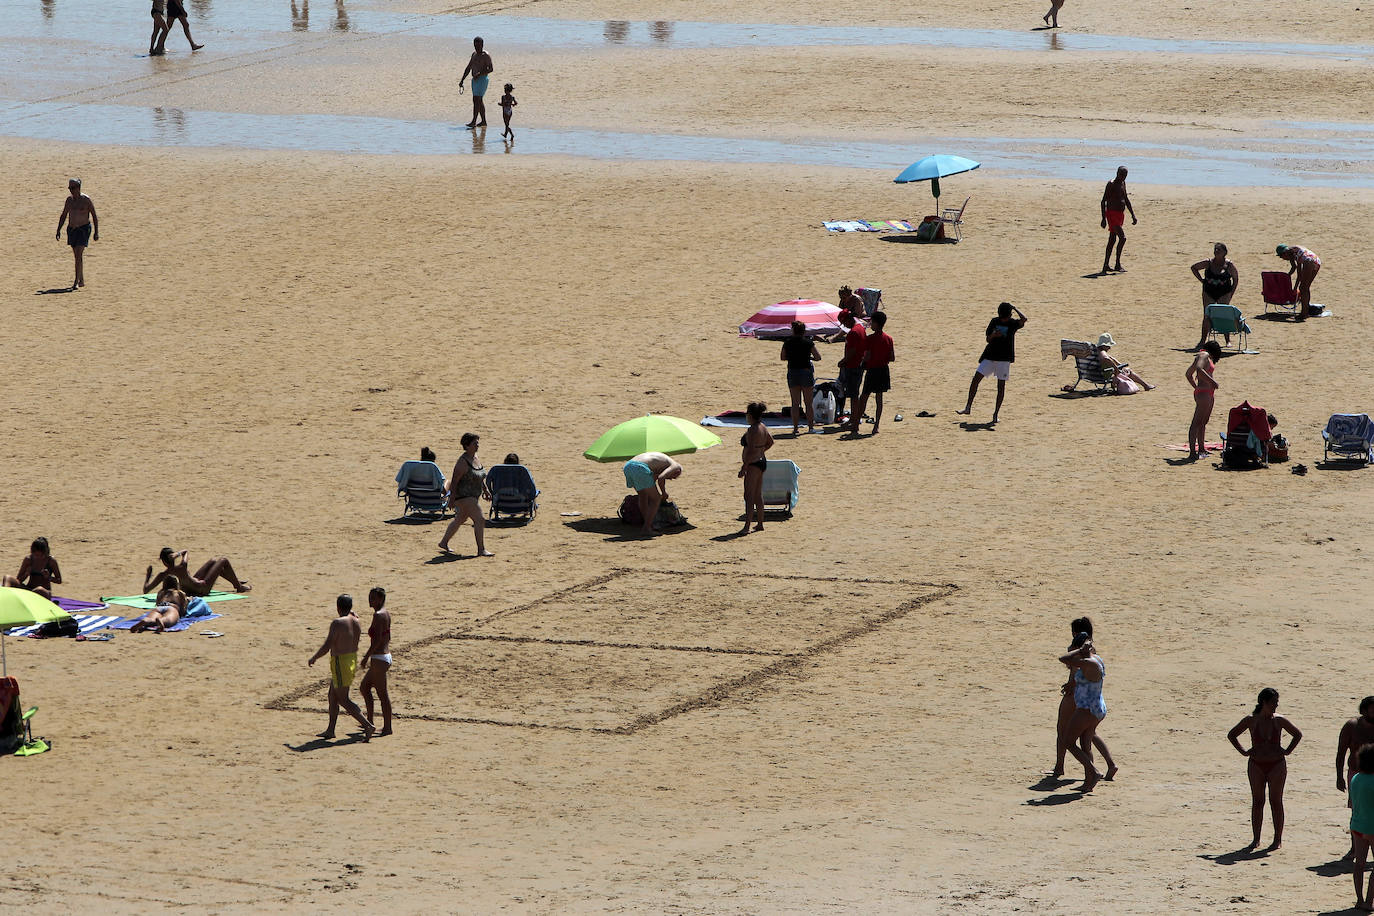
[936,197,970,242]
[760,460,800,516]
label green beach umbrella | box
[0,587,71,676]
[583,415,722,463]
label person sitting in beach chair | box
[396,457,448,518]
[486,462,539,522]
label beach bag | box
[618,495,643,527]
[917,217,944,241]
[1268,434,1290,462]
[655,501,687,527]
[813,388,837,424]
[1114,374,1141,395]
[36,617,79,638]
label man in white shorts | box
[956,301,1027,424]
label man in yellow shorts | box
[307,594,376,740]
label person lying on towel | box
[130,582,187,633]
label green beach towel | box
[100,590,250,610]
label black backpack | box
[36,617,79,638]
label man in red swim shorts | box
[1100,166,1137,274]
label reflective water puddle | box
[3,101,1372,188]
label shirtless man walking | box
[56,178,97,290]
[459,36,494,129]
[307,594,375,740]
[1338,698,1374,860]
[1100,166,1136,274]
[621,451,682,536]
[358,586,393,737]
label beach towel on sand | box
[5,613,127,638]
[52,597,108,613]
[100,590,248,610]
[110,611,221,633]
[823,220,916,233]
[702,411,798,429]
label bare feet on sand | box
[1104,764,1119,781]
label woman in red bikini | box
[1228,687,1303,850]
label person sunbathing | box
[143,547,251,597]
[2,536,62,599]
[130,582,187,632]
[1094,333,1155,392]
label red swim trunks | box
[1105,209,1125,230]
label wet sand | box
[3,0,1374,913]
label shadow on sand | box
[284,732,371,752]
[1198,845,1275,866]
[35,286,78,294]
[564,516,696,542]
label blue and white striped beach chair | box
[1322,413,1374,464]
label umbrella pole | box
[2,633,6,677]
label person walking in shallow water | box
[56,178,97,289]
[1100,166,1136,273]
[498,83,517,140]
[459,36,493,129]
[1228,687,1302,850]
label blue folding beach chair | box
[1204,304,1256,354]
[395,460,448,518]
[1322,414,1374,464]
[486,464,539,522]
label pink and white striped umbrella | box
[739,299,844,340]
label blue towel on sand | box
[110,610,220,632]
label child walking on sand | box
[499,83,517,139]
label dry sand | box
[2,1,1374,912]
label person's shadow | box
[284,732,370,752]
[1025,773,1091,805]
[565,516,695,542]
[1307,854,1355,878]
[959,420,997,432]
[35,286,78,294]
[1198,845,1274,865]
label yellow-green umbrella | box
[583,414,722,463]
[0,587,71,676]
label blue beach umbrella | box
[894,155,981,200]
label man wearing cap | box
[836,310,866,421]
[55,178,97,290]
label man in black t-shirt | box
[956,301,1027,424]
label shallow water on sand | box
[11,2,1374,58]
[5,100,1374,188]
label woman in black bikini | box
[737,402,773,535]
[1191,242,1239,349]
[2,537,62,600]
[1228,687,1303,850]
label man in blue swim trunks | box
[622,451,682,535]
[459,36,493,129]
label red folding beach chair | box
[1221,401,1273,468]
[1261,271,1298,316]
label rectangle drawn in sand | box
[268,569,956,734]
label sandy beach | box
[3,0,1374,912]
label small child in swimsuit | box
[499,83,517,139]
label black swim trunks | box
[861,365,891,394]
[166,0,186,18]
[67,224,91,248]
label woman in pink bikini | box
[1185,340,1222,461]
[1228,688,1303,850]
[1276,244,1322,319]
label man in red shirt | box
[836,310,866,420]
[849,311,894,435]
